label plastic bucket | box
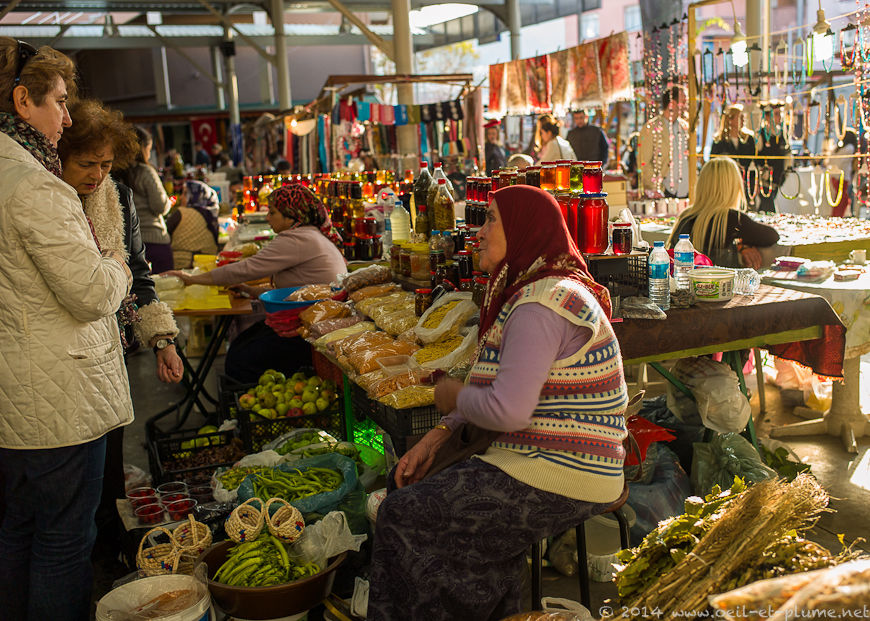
[689,267,735,302]
[96,574,211,621]
[584,505,637,582]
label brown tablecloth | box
[613,285,846,378]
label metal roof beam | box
[195,0,275,64]
[147,24,223,87]
[321,0,393,60]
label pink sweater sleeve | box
[208,233,300,286]
[440,303,592,432]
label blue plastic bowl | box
[259,286,332,313]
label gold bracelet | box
[434,424,451,433]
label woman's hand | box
[740,246,763,269]
[394,425,452,489]
[156,345,184,383]
[434,378,464,415]
[163,270,213,286]
[163,270,194,286]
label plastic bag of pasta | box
[340,264,391,292]
[300,299,351,328]
[349,283,401,303]
[308,315,363,340]
[348,339,420,375]
[315,321,375,350]
[378,385,435,409]
[375,308,418,336]
[415,292,477,344]
[358,292,413,320]
[414,326,478,370]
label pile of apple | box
[237,369,339,419]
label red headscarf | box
[269,183,343,249]
[478,185,611,340]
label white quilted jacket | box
[0,133,134,449]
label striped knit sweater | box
[476,277,628,503]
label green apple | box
[315,397,329,412]
[276,403,290,417]
[301,389,318,403]
[261,393,277,408]
[302,401,318,415]
[289,397,303,408]
[307,376,322,388]
[290,371,306,383]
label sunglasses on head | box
[12,40,38,87]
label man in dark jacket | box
[484,119,507,175]
[566,109,609,165]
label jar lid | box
[343,241,355,246]
[415,288,432,294]
[356,234,374,240]
[542,162,556,167]
[583,161,603,166]
[460,278,473,283]
[475,276,490,284]
[581,192,608,198]
[556,159,572,164]
[458,250,471,256]
[613,222,632,227]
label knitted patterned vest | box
[476,277,628,503]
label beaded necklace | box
[745,161,760,202]
[834,95,849,143]
[840,24,858,69]
[792,39,807,87]
[774,40,789,90]
[780,167,801,200]
[810,169,825,208]
[826,169,845,206]
[759,164,774,198]
[806,99,822,136]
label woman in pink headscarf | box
[368,186,628,621]
[166,183,346,381]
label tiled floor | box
[107,349,870,617]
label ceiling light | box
[731,20,748,67]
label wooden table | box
[146,295,253,437]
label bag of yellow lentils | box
[415,292,477,344]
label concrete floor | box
[110,348,870,617]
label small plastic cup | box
[135,502,165,526]
[126,486,157,509]
[165,498,197,521]
[188,485,213,504]
[159,493,188,507]
[157,481,188,498]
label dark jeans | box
[0,436,107,621]
[144,241,174,274]
[224,319,312,384]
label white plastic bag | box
[212,449,284,502]
[415,326,478,370]
[415,292,477,344]
[289,510,367,568]
[666,357,751,433]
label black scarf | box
[0,111,63,179]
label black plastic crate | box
[234,392,346,452]
[367,401,441,456]
[349,382,380,422]
[218,374,254,420]
[585,252,649,297]
[148,427,245,485]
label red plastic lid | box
[434,162,443,168]
[420,161,428,167]
[458,250,471,256]
[415,288,432,294]
[613,222,632,227]
[438,178,447,184]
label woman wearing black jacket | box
[711,104,757,208]
[58,99,183,558]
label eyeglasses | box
[12,40,38,87]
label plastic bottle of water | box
[674,234,695,291]
[648,241,670,311]
[389,200,411,243]
[382,218,393,258]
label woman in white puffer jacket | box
[0,38,133,621]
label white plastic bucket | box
[690,267,735,302]
[584,505,637,582]
[96,574,211,621]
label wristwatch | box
[153,338,175,353]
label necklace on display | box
[806,99,822,136]
[810,169,825,208]
[792,39,807,87]
[759,164,774,198]
[834,95,849,143]
[745,161,760,202]
[840,24,858,69]
[779,167,801,200]
[806,35,816,79]
[856,157,870,208]
[774,40,788,90]
[826,169,845,206]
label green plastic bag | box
[237,452,359,516]
[691,433,776,495]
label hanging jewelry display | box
[725,49,740,104]
[792,39,807,88]
[810,169,825,208]
[745,161,760,202]
[834,95,849,143]
[806,99,822,136]
[806,35,816,80]
[840,24,858,69]
[747,43,763,97]
[774,40,789,90]
[855,157,870,209]
[759,164,775,198]
[779,167,801,200]
[716,48,727,104]
[826,168,845,206]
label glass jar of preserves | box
[399,244,412,277]
[540,163,557,191]
[343,241,356,261]
[472,242,481,272]
[415,288,433,317]
[555,160,571,191]
[525,166,541,187]
[472,276,489,307]
[410,243,430,280]
[362,217,378,237]
[569,161,583,192]
[373,234,383,259]
[460,278,473,292]
[578,193,609,254]
[356,235,376,261]
[457,250,473,280]
[582,161,604,194]
[390,241,403,275]
[611,222,633,255]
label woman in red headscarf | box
[367,186,628,621]
[166,183,346,381]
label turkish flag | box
[191,118,218,152]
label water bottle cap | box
[431,230,441,235]
[654,241,664,247]
[679,234,690,239]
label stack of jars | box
[464,176,492,227]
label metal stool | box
[530,485,631,610]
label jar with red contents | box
[356,235,376,261]
[566,195,580,245]
[491,172,501,191]
[554,193,571,229]
[578,193,609,254]
[362,217,378,237]
[582,161,604,194]
[343,240,356,261]
[611,222,632,255]
[555,160,571,191]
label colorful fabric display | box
[408,104,422,124]
[357,101,371,122]
[395,104,409,125]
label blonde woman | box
[711,104,757,201]
[667,157,778,268]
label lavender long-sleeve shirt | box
[208,226,346,288]
[441,303,593,432]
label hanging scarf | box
[0,111,63,179]
[478,185,612,342]
[269,183,343,249]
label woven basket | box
[136,526,182,577]
[173,514,212,570]
[265,497,305,543]
[226,497,265,543]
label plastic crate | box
[312,349,344,387]
[234,393,346,452]
[218,374,254,420]
[148,427,244,486]
[349,382,380,422]
[367,402,440,458]
[352,418,384,454]
[585,252,649,298]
